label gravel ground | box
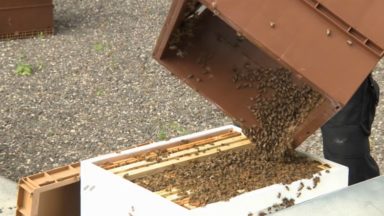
[0,0,383,181]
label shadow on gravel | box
[54,7,105,35]
[54,11,87,35]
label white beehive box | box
[81,125,348,216]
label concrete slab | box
[0,176,17,216]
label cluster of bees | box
[133,146,323,207]
[141,149,170,163]
[258,197,296,215]
[168,0,201,58]
[168,0,323,162]
[232,62,323,160]
[250,170,328,216]
[132,62,326,207]
[131,0,328,209]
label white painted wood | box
[81,125,348,216]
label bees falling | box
[129,3,326,209]
[231,61,323,161]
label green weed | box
[94,42,105,52]
[15,63,33,76]
[38,32,45,39]
[96,89,105,96]
[157,130,168,141]
[157,122,188,141]
[169,121,188,135]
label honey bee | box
[313,176,321,188]
[176,50,185,58]
[298,182,304,191]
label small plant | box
[36,62,44,71]
[96,89,105,96]
[157,129,168,141]
[34,59,45,71]
[15,63,33,76]
[170,121,188,135]
[47,130,55,137]
[38,32,45,39]
[157,122,188,141]
[93,42,105,52]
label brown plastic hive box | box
[0,0,53,40]
[153,0,384,148]
[16,163,80,216]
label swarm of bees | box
[257,196,297,215]
[130,0,328,209]
[131,62,326,207]
[133,147,323,207]
[232,61,323,161]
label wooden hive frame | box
[98,127,334,210]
